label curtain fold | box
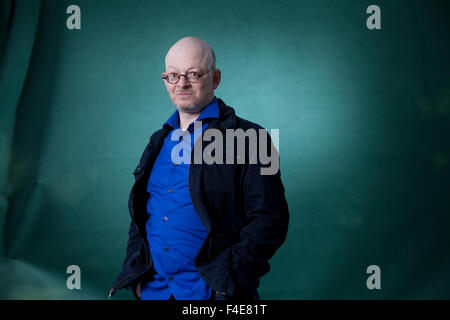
[0,0,41,259]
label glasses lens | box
[167,73,178,83]
[186,72,200,83]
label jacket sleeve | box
[231,129,290,288]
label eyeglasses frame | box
[162,67,215,84]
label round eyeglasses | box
[162,68,214,84]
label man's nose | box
[177,75,191,88]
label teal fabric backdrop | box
[0,0,449,299]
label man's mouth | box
[176,93,192,98]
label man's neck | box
[178,110,201,131]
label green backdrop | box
[1,0,449,299]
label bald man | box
[109,37,289,301]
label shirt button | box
[164,216,169,221]
[164,247,169,251]
[168,276,173,281]
[168,188,173,193]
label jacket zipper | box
[108,270,139,299]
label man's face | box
[163,46,220,113]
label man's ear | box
[213,69,221,89]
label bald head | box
[162,36,221,115]
[165,36,216,71]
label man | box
[109,37,289,300]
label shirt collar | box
[164,96,220,129]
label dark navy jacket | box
[109,98,289,300]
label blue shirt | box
[141,97,220,300]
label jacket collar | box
[209,98,237,130]
[150,98,237,144]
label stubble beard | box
[176,100,205,114]
[178,103,199,111]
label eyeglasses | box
[162,68,214,84]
